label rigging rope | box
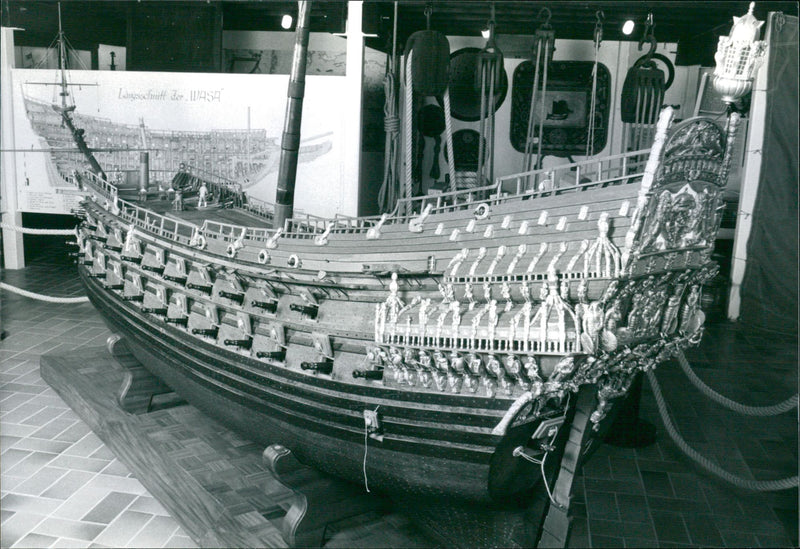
[442,89,457,192]
[403,50,414,213]
[0,282,89,304]
[377,2,401,213]
[378,69,400,212]
[523,38,543,174]
[675,349,798,416]
[537,42,550,166]
[647,370,799,492]
[1,223,77,236]
[586,11,603,157]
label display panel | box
[510,60,611,157]
[10,69,347,217]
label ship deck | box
[1,234,797,548]
[138,197,274,229]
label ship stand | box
[106,330,603,548]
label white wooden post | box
[1,27,25,269]
[341,1,364,217]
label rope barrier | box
[0,282,89,304]
[647,370,799,492]
[676,349,798,416]
[1,223,77,236]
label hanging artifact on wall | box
[511,61,611,159]
[620,13,675,153]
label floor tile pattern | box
[2,235,798,547]
[41,347,431,548]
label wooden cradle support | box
[110,334,184,414]
[262,444,387,547]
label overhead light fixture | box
[281,14,293,30]
[622,20,635,35]
[481,28,491,39]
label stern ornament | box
[713,2,766,106]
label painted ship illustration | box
[63,0,764,532]
[22,93,332,189]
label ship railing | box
[281,212,333,237]
[115,199,197,244]
[79,147,652,249]
[199,219,272,244]
[394,148,651,218]
[394,183,498,219]
[328,213,385,233]
[81,170,118,200]
[495,149,650,199]
[238,195,275,223]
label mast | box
[274,1,312,229]
[52,2,106,180]
[56,3,71,112]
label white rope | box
[675,349,798,416]
[1,223,77,236]
[647,370,799,492]
[536,40,550,164]
[0,282,89,303]
[403,50,414,212]
[363,423,371,493]
[586,34,601,157]
[443,89,457,192]
[523,39,543,173]
[378,68,400,212]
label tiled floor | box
[1,236,198,549]
[2,234,798,548]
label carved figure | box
[450,301,461,339]
[198,182,209,208]
[487,300,499,343]
[523,356,542,383]
[680,285,701,333]
[386,273,405,323]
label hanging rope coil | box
[1,223,77,236]
[675,349,798,416]
[647,371,798,491]
[378,69,401,212]
[0,282,89,304]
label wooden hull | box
[82,269,565,504]
[74,109,736,505]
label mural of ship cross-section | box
[22,91,332,190]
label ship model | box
[69,1,764,515]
